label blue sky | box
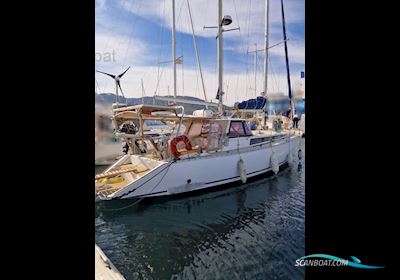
[95,0,304,105]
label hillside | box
[95,93,230,114]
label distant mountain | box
[95,93,230,114]
[95,93,161,106]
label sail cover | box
[237,96,267,110]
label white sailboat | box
[94,0,302,200]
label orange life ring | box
[169,135,192,157]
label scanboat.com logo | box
[295,254,384,269]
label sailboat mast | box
[141,78,145,104]
[263,0,269,97]
[217,0,223,113]
[254,43,257,97]
[280,0,294,117]
[172,0,177,99]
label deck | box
[95,164,151,197]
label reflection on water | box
[95,141,305,280]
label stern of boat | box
[95,155,166,200]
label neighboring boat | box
[232,0,302,134]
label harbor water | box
[95,139,305,280]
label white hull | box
[97,134,301,200]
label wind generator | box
[96,66,130,108]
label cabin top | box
[113,104,182,114]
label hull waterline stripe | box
[134,190,168,198]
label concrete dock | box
[95,244,126,280]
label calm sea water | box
[95,139,305,280]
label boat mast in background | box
[247,43,261,97]
[172,0,177,99]
[141,78,146,104]
[247,0,269,98]
[263,0,269,97]
[280,0,294,117]
[186,0,208,107]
